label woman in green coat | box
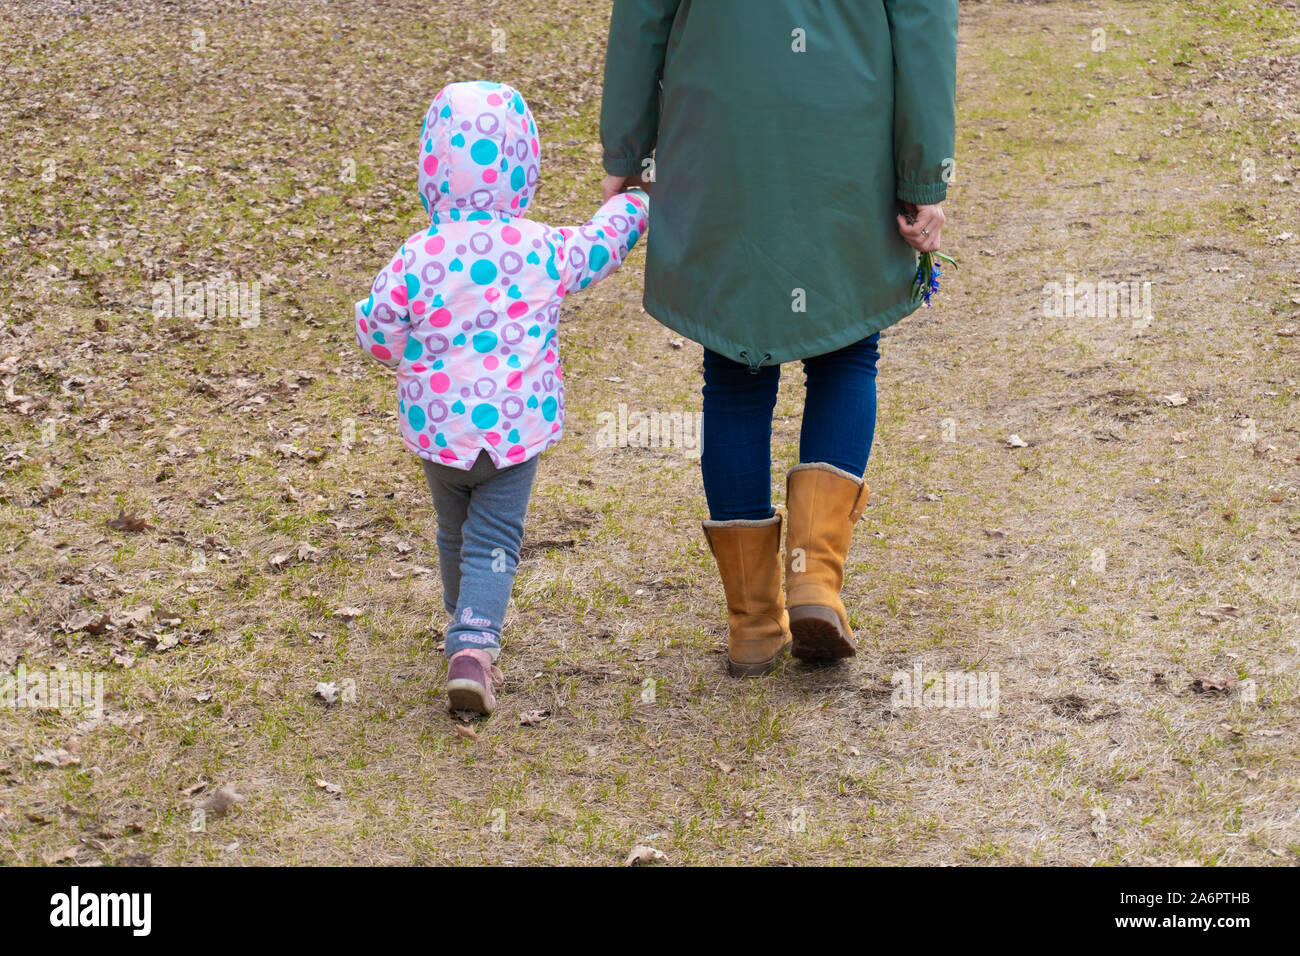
[600,0,959,676]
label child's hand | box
[897,202,945,253]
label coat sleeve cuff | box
[603,156,646,177]
[896,180,948,205]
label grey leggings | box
[422,450,540,659]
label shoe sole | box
[789,604,856,661]
[727,641,790,678]
[447,679,494,714]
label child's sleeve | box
[556,189,649,296]
[355,244,413,369]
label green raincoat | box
[601,0,959,367]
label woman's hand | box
[896,202,945,253]
[602,172,653,202]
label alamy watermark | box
[151,272,262,328]
[2,664,105,719]
[49,886,151,936]
[890,662,1000,718]
[1042,274,1153,322]
[595,403,702,458]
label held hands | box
[897,202,945,253]
[602,172,654,203]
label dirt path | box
[1,0,1297,865]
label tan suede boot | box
[784,463,869,660]
[701,515,792,677]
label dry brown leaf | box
[1197,604,1242,621]
[518,709,550,726]
[113,605,152,628]
[270,543,322,570]
[33,748,80,768]
[107,510,152,532]
[63,611,110,635]
[1190,674,1237,693]
[195,784,245,818]
[624,844,667,866]
[156,609,184,628]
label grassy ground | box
[1,0,1297,865]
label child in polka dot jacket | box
[356,81,648,714]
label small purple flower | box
[911,251,958,307]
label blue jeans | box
[421,451,539,660]
[701,334,881,521]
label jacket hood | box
[418,81,541,222]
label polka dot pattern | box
[355,81,649,471]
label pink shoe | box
[446,649,503,715]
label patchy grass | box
[0,0,1298,865]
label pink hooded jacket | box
[356,81,649,470]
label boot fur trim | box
[788,462,863,484]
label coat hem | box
[640,294,921,366]
[402,429,558,472]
